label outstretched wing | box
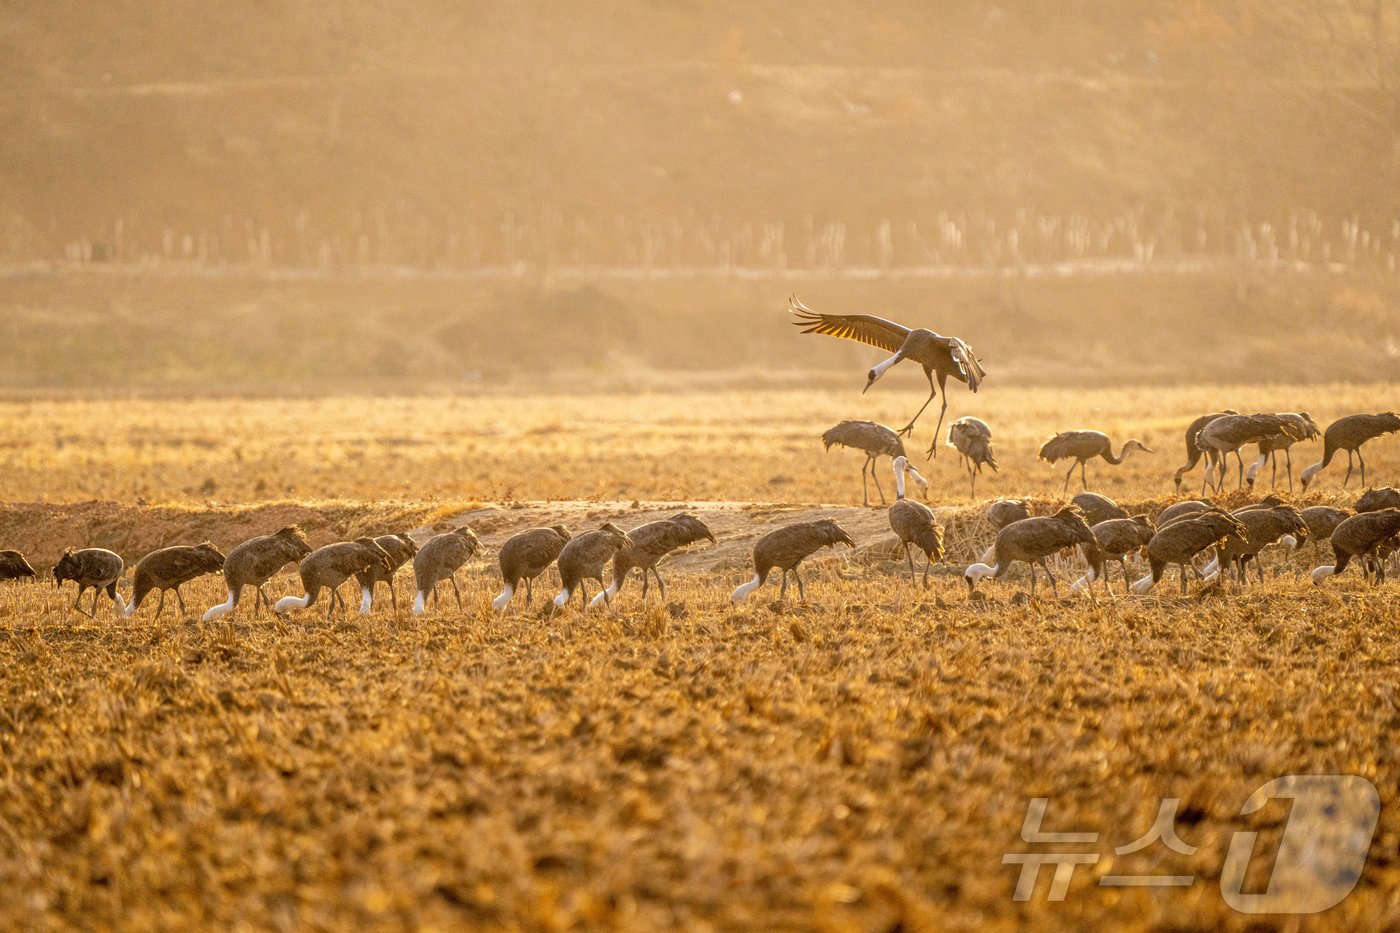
[789,295,910,355]
[949,338,985,391]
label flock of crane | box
[4,296,1399,615]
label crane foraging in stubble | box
[52,548,126,617]
[589,514,716,608]
[493,526,571,612]
[123,543,226,618]
[947,416,998,496]
[1071,492,1128,526]
[0,550,36,582]
[1071,515,1155,596]
[887,457,945,586]
[411,526,482,615]
[1173,411,1238,492]
[356,533,418,615]
[731,519,855,604]
[1038,431,1153,492]
[554,523,634,610]
[1311,509,1400,586]
[1202,506,1308,586]
[1196,414,1307,492]
[274,538,394,618]
[1131,509,1248,595]
[202,526,313,621]
[964,506,1097,598]
[1242,412,1320,492]
[790,295,985,457]
[1300,413,1400,490]
[821,420,928,506]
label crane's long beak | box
[862,372,876,394]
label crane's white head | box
[1130,573,1156,595]
[864,354,900,393]
[1310,564,1336,585]
[964,563,996,590]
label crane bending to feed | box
[790,295,985,457]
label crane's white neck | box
[553,587,571,608]
[964,563,997,586]
[1245,450,1268,485]
[359,586,373,615]
[202,589,235,622]
[491,584,514,611]
[731,574,763,603]
[1130,573,1156,594]
[1310,564,1335,585]
[587,584,617,610]
[412,590,427,615]
[274,593,312,613]
[870,353,899,383]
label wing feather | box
[949,338,985,391]
[789,295,910,355]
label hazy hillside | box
[2,2,1398,391]
[4,2,1398,263]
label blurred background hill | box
[2,1,1399,393]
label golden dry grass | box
[2,385,1400,930]
[3,382,1397,506]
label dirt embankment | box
[0,500,448,571]
[0,488,1283,575]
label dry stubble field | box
[1,382,1399,930]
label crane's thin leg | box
[926,372,952,459]
[923,552,932,587]
[1122,561,1132,596]
[898,387,938,438]
[389,581,398,613]
[1041,560,1058,597]
[155,590,166,619]
[861,458,871,507]
[639,567,649,599]
[1344,450,1355,486]
[524,578,533,607]
[870,457,886,504]
[451,575,463,610]
[1080,461,1089,490]
[1064,463,1075,493]
[653,568,667,601]
[1236,450,1245,489]
[778,571,788,602]
[1028,564,1036,599]
[1284,447,1294,493]
[175,586,187,614]
[794,568,806,601]
[1180,564,1189,595]
[1270,452,1278,489]
[1357,448,1367,488]
[905,543,916,583]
